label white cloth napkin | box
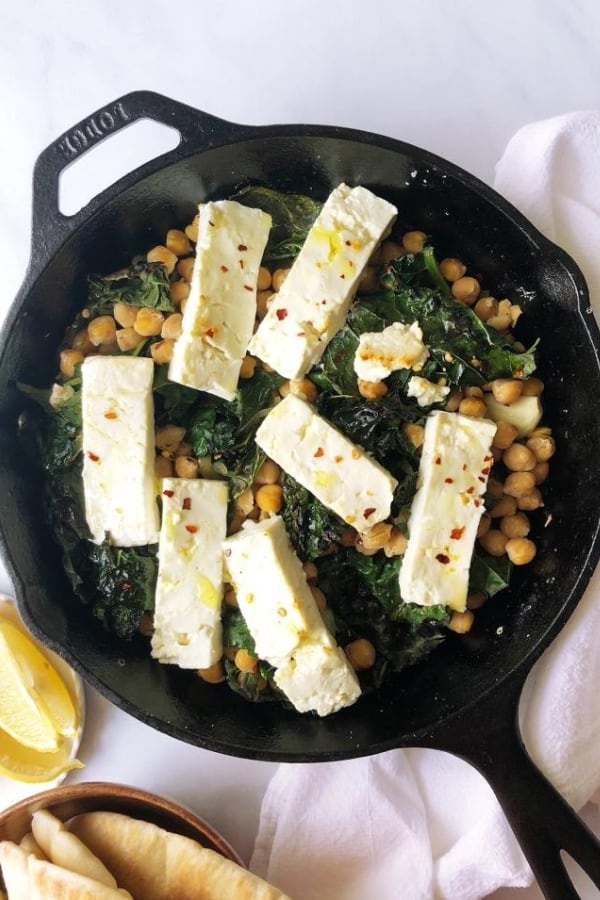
[250,112,600,900]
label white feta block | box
[81,356,159,547]
[223,517,361,716]
[249,183,397,379]
[255,394,397,533]
[407,375,450,407]
[399,410,497,612]
[169,200,271,400]
[354,322,429,382]
[151,478,228,669]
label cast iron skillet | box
[1,91,599,897]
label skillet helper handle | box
[30,90,237,264]
[434,679,600,899]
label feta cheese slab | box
[81,356,159,547]
[354,322,429,382]
[151,478,228,669]
[399,410,497,612]
[407,375,450,407]
[223,517,360,716]
[169,200,271,400]
[255,394,397,533]
[248,183,397,379]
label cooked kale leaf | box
[87,262,175,314]
[469,552,512,597]
[379,246,451,297]
[19,378,83,474]
[280,472,346,561]
[231,186,322,266]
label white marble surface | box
[1,0,600,895]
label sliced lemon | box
[0,622,79,739]
[0,726,83,783]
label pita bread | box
[70,811,291,900]
[31,808,117,888]
[18,833,46,860]
[28,857,132,899]
[0,842,30,900]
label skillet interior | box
[1,131,599,761]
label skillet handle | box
[431,677,600,899]
[30,90,246,265]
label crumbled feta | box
[354,322,429,382]
[407,375,450,407]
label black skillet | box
[1,92,600,898]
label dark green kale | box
[280,472,346,561]
[18,377,83,474]
[379,246,451,297]
[222,608,278,704]
[231,186,322,266]
[87,262,175,315]
[153,366,200,424]
[469,552,512,597]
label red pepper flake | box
[321,299,327,305]
[474,499,481,507]
[334,455,343,463]
[243,284,253,292]
[182,497,192,511]
[297,332,306,337]
[340,274,346,279]
[122,582,132,591]
[436,553,450,565]
[466,487,474,494]
[481,466,490,475]
[363,507,376,519]
[87,452,100,462]
[238,244,248,251]
[205,327,216,338]
[185,524,198,534]
[314,447,325,458]
[462,464,467,471]
[345,240,352,246]
[276,308,288,321]
[104,410,118,420]
[239,259,245,269]
[484,455,493,462]
[209,220,215,227]
[163,489,175,497]
[478,476,486,483]
[444,477,454,484]
[220,265,229,272]
[435,456,442,465]
[450,526,465,540]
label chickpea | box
[487,308,513,331]
[255,459,281,485]
[257,266,272,291]
[235,648,258,674]
[155,455,174,477]
[161,313,183,341]
[477,512,491,539]
[506,537,537,566]
[255,483,283,514]
[526,434,556,462]
[197,662,225,683]
[235,487,255,517]
[116,326,144,353]
[59,349,84,378]
[500,512,530,539]
[176,257,195,282]
[113,302,138,328]
[303,561,318,583]
[72,328,95,354]
[521,377,544,397]
[170,280,191,306]
[358,379,388,400]
[491,379,524,405]
[359,266,379,293]
[467,592,486,610]
[346,638,376,670]
[384,528,408,557]
[88,315,117,347]
[439,257,467,282]
[147,244,178,275]
[402,230,427,254]
[448,610,475,634]
[380,240,404,263]
[444,390,463,412]
[224,587,238,608]
[360,522,393,552]
[403,423,424,448]
[451,276,480,305]
[155,424,186,454]
[533,461,549,485]
[464,386,484,398]
[289,378,318,403]
[175,455,199,479]
[150,339,175,365]
[185,215,199,243]
[239,355,257,379]
[490,496,518,519]
[311,586,327,613]
[176,441,193,457]
[492,420,519,450]
[503,471,536,498]
[517,489,544,511]
[166,228,192,257]
[474,296,498,322]
[256,290,274,320]
[479,529,508,557]
[272,268,290,291]
[458,396,487,418]
[487,477,504,499]
[135,307,165,337]
[502,443,537,472]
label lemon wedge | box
[0,727,83,783]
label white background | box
[1,1,600,896]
